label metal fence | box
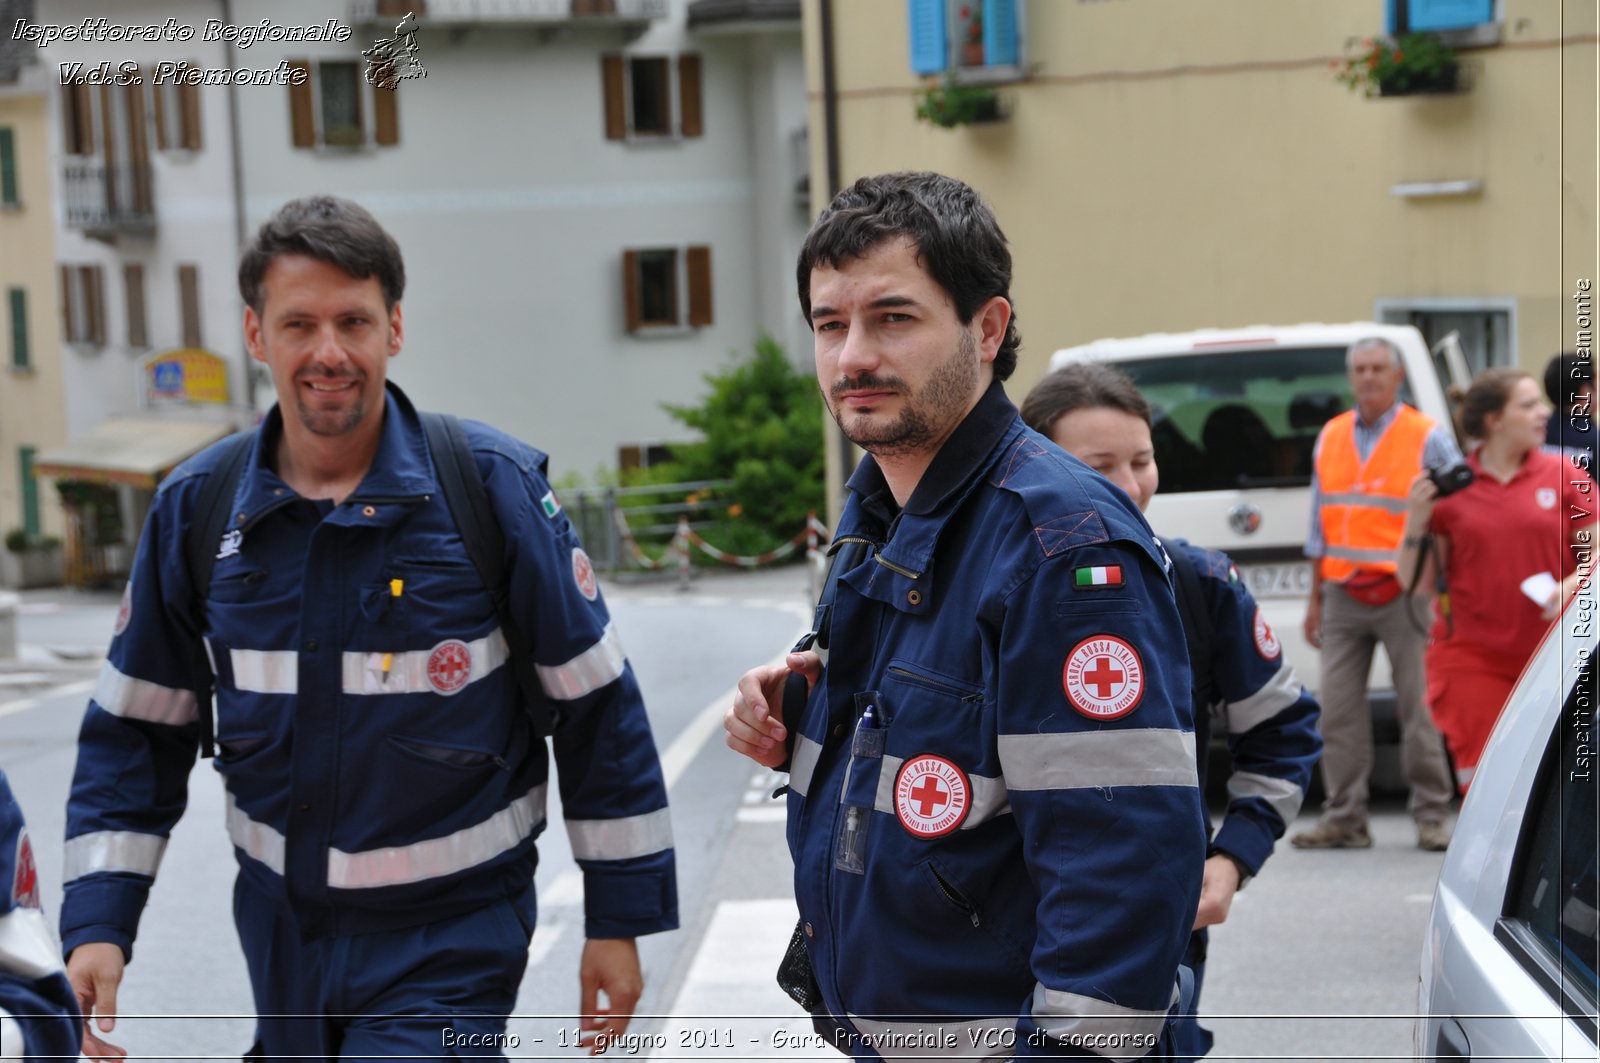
[561,479,733,572]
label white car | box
[1050,322,1468,774]
[1414,594,1598,1061]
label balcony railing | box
[63,162,156,239]
[349,0,668,25]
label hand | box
[1406,471,1440,523]
[66,942,129,1061]
[1192,854,1243,930]
[578,938,643,1056]
[724,652,822,769]
[1303,594,1322,650]
[1544,570,1587,621]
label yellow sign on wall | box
[146,349,229,405]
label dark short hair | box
[1020,362,1151,437]
[1542,350,1593,407]
[1459,366,1532,440]
[238,195,405,313]
[796,171,1021,380]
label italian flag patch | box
[1074,565,1123,588]
[539,491,562,519]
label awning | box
[33,418,234,489]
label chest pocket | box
[365,556,495,646]
[880,659,986,758]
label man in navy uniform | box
[0,769,80,1062]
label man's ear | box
[975,295,1011,365]
[244,305,265,364]
[388,302,404,358]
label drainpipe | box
[220,0,254,412]
[818,0,855,520]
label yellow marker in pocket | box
[381,652,394,676]
[390,578,404,598]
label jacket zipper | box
[930,865,981,927]
[886,666,983,702]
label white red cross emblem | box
[1253,607,1282,660]
[12,830,39,908]
[1062,634,1145,720]
[893,754,970,839]
[572,547,598,601]
[426,639,473,696]
[1536,487,1557,510]
[114,583,132,637]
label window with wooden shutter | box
[179,74,203,150]
[84,266,105,347]
[18,446,40,537]
[320,62,364,147]
[686,245,712,327]
[124,82,152,213]
[622,249,642,332]
[288,59,315,147]
[629,57,671,137]
[0,128,17,206]
[59,265,76,344]
[124,265,147,349]
[602,56,627,140]
[179,265,202,348]
[373,82,400,146]
[8,287,28,370]
[677,54,702,138]
[906,0,1024,77]
[62,83,94,156]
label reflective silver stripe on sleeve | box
[1032,983,1177,1061]
[1225,770,1304,827]
[846,1015,1014,1061]
[225,790,285,875]
[1320,492,1408,514]
[339,629,509,695]
[1324,544,1396,564]
[1224,664,1302,734]
[62,830,166,882]
[0,906,68,980]
[327,784,548,890]
[92,660,198,725]
[997,730,1197,790]
[0,1011,20,1058]
[227,649,298,695]
[788,734,822,797]
[566,807,673,861]
[872,755,1011,827]
[536,622,627,701]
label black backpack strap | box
[420,412,557,739]
[779,537,870,758]
[1167,543,1217,791]
[184,431,255,759]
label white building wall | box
[228,0,808,481]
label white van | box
[1049,322,1468,766]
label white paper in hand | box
[1520,571,1558,606]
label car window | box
[1505,657,1599,1014]
[1109,346,1418,493]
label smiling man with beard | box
[60,196,677,1061]
[724,171,1205,1060]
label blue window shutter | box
[908,0,948,76]
[19,447,39,538]
[0,128,16,206]
[1385,0,1402,34]
[983,0,1019,67]
[1397,0,1494,33]
[8,288,25,370]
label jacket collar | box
[234,383,436,523]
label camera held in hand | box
[1427,462,1476,497]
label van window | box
[1108,346,1417,494]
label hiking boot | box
[1290,821,1373,849]
[1416,821,1452,852]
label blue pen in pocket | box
[835,690,885,875]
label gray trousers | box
[1317,583,1454,828]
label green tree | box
[646,334,824,555]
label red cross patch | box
[1253,608,1282,660]
[12,829,39,909]
[894,754,970,839]
[426,639,473,696]
[1062,634,1145,720]
[572,547,599,601]
[114,583,132,637]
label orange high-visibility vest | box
[1316,404,1435,581]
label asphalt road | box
[1,569,1449,1062]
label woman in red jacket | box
[1397,367,1594,792]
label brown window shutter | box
[59,265,77,343]
[124,82,152,213]
[179,265,201,348]
[151,71,168,150]
[84,266,105,347]
[686,245,712,326]
[180,72,202,150]
[373,83,399,146]
[602,55,627,140]
[72,83,94,155]
[678,54,703,138]
[288,60,315,148]
[124,265,147,348]
[622,250,641,332]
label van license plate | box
[1239,562,1314,600]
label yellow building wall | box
[804,0,1597,397]
[0,87,67,542]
